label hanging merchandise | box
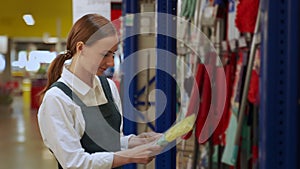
[181,54,216,144]
[221,44,249,166]
[180,0,197,20]
[193,0,204,28]
[178,0,200,140]
[247,48,260,105]
[208,0,231,147]
[236,49,249,115]
[211,52,236,146]
[221,51,241,165]
[239,108,252,169]
[235,0,259,33]
[201,1,218,27]
[182,53,225,145]
[182,0,230,145]
[221,0,243,164]
[247,48,260,169]
[221,108,238,166]
[226,0,240,41]
[221,0,261,167]
[249,104,259,169]
[182,63,205,140]
[214,0,226,5]
[194,58,213,144]
[179,0,264,168]
[232,9,261,169]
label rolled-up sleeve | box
[120,135,135,150]
[38,90,114,169]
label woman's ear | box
[76,41,84,53]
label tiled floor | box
[0,95,160,169]
[0,96,57,169]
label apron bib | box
[50,76,122,169]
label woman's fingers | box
[138,132,164,144]
[138,131,162,138]
[129,132,164,148]
[127,144,161,164]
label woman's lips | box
[98,67,106,71]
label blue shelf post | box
[260,0,300,169]
[122,0,138,169]
[156,0,178,169]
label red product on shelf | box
[182,63,205,140]
[195,65,212,143]
[235,0,259,33]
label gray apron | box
[50,76,122,169]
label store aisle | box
[0,96,57,169]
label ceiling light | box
[23,14,35,26]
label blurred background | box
[0,0,299,169]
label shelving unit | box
[121,0,300,169]
[259,0,300,169]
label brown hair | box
[39,14,117,100]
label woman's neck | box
[68,60,94,87]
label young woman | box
[38,14,162,169]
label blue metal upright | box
[260,0,300,169]
[122,0,138,169]
[156,0,177,169]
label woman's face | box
[80,35,119,75]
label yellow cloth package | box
[157,114,196,146]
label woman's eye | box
[101,52,115,57]
[100,53,108,57]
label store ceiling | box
[0,0,72,38]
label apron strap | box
[98,76,114,103]
[50,76,114,106]
[50,81,86,107]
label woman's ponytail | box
[39,51,73,100]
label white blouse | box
[38,66,133,169]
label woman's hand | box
[113,141,163,167]
[128,132,163,149]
